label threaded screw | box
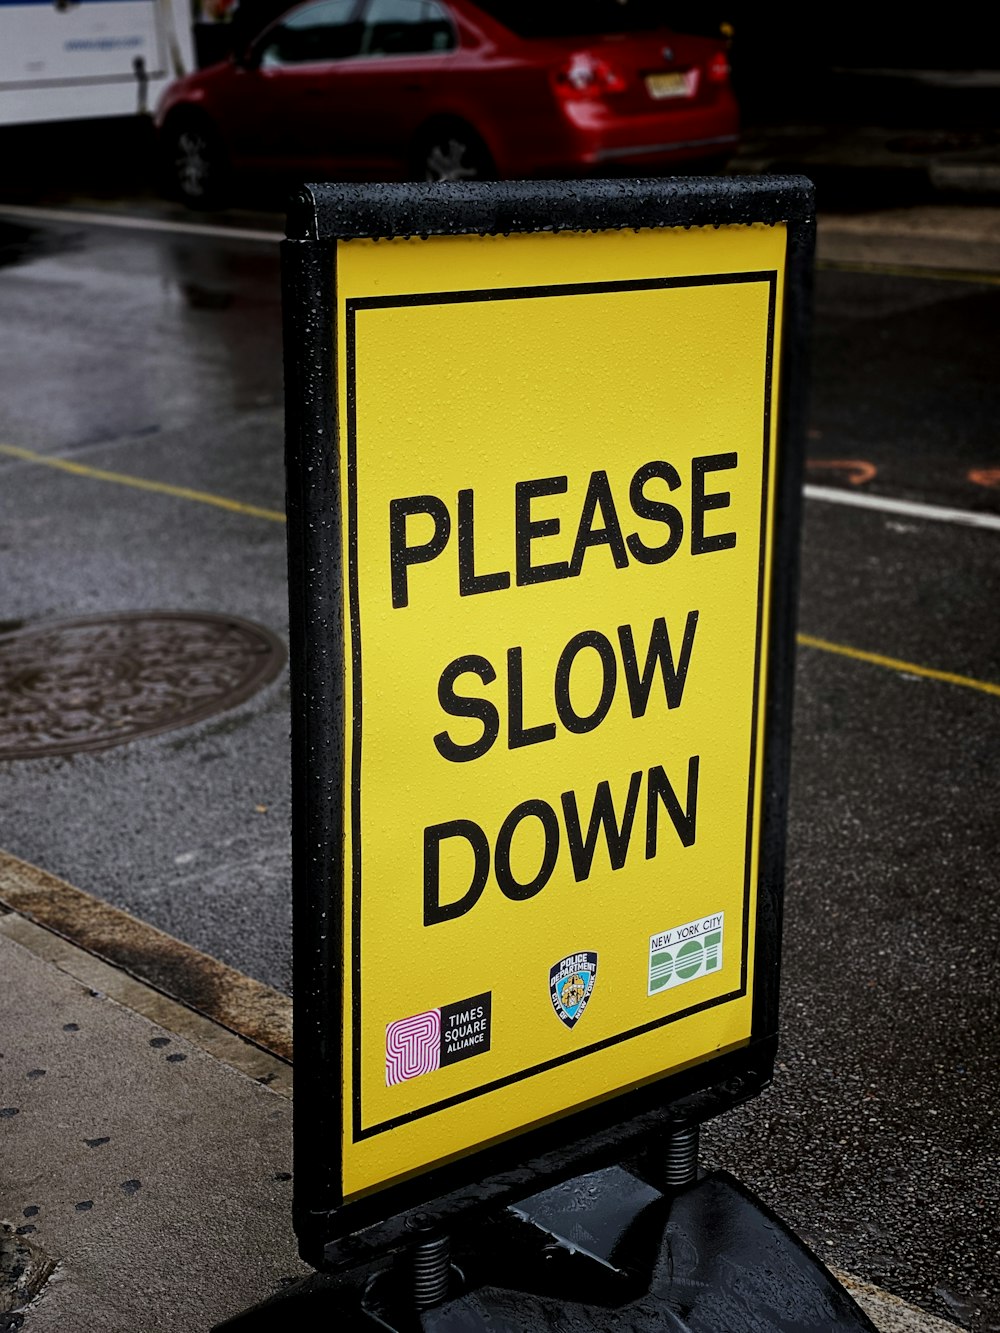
[411,1231,451,1310]
[662,1122,700,1190]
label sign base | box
[213,1169,877,1333]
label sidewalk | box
[816,204,1000,275]
[734,121,1000,205]
[0,890,306,1331]
[0,856,962,1332]
[732,65,1000,207]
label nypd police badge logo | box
[549,952,598,1029]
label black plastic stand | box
[214,1167,878,1332]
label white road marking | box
[0,203,281,244]
[805,484,1000,533]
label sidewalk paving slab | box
[0,920,307,1332]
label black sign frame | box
[282,177,814,1272]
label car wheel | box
[163,116,229,209]
[413,123,495,183]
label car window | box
[360,0,456,56]
[472,0,666,38]
[258,0,363,66]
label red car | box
[156,0,738,206]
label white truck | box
[0,0,195,126]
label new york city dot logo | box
[549,952,598,1030]
[648,912,724,995]
[385,992,492,1086]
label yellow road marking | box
[797,633,1000,699]
[0,443,285,523]
[818,258,1000,287]
[4,442,998,701]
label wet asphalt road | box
[0,204,997,1330]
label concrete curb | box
[0,911,291,1098]
[0,849,291,1062]
[835,1273,963,1333]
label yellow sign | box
[334,221,786,1201]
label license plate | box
[644,70,693,100]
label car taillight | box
[706,50,730,83]
[552,52,627,99]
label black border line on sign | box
[344,270,778,1143]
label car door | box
[332,0,462,176]
[233,0,365,173]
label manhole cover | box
[0,612,286,760]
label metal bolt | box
[411,1230,451,1310]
